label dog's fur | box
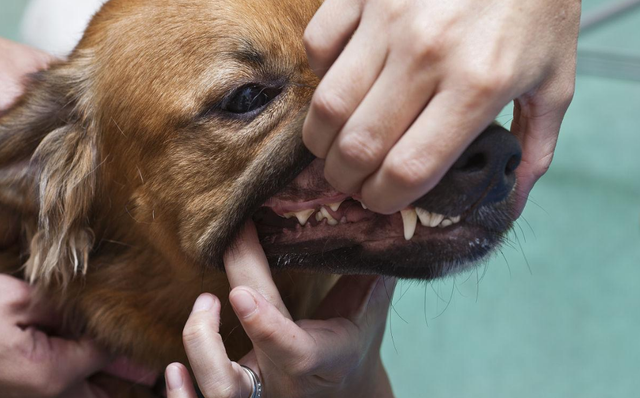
[1,0,333,371]
[0,0,520,394]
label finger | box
[361,91,503,214]
[511,88,572,217]
[304,0,364,78]
[182,294,248,397]
[224,221,290,318]
[230,286,319,375]
[0,274,32,310]
[25,330,110,396]
[323,56,437,193]
[166,363,198,398]
[302,22,387,159]
[0,275,62,330]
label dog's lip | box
[261,193,351,215]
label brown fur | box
[0,0,333,381]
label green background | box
[2,1,639,396]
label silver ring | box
[240,365,262,398]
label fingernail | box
[230,289,257,318]
[166,363,184,390]
[192,294,214,313]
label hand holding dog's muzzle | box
[166,222,396,398]
[302,0,580,217]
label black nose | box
[412,124,522,214]
[450,124,522,206]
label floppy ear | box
[0,61,99,286]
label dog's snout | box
[412,124,522,215]
[451,125,522,206]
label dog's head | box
[0,0,521,285]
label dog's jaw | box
[248,159,515,280]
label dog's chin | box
[249,163,516,280]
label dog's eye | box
[222,84,281,114]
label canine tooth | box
[441,219,453,227]
[328,201,343,212]
[451,215,461,223]
[416,208,432,226]
[293,209,315,225]
[400,209,418,240]
[360,201,368,210]
[319,207,339,225]
[429,213,444,227]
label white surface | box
[21,0,107,57]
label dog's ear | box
[0,61,98,286]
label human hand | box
[0,38,53,111]
[302,0,581,216]
[165,222,396,398]
[0,275,110,398]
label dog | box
[0,0,521,393]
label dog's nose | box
[412,124,522,214]
[450,124,522,207]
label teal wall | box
[2,0,639,396]
[0,1,28,41]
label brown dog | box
[0,0,521,393]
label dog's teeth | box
[283,209,315,226]
[318,207,338,226]
[416,208,432,226]
[429,213,444,228]
[451,215,461,224]
[294,209,315,225]
[328,201,343,212]
[440,219,453,227]
[400,209,418,240]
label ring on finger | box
[240,365,262,398]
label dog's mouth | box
[252,156,516,280]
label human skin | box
[302,0,581,216]
[165,223,396,398]
[0,275,111,398]
[0,38,111,398]
[0,38,54,111]
[1,37,395,398]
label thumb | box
[511,81,573,217]
[313,276,397,327]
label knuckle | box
[303,25,330,63]
[336,132,384,170]
[463,67,515,100]
[0,277,31,305]
[384,154,436,190]
[405,27,443,63]
[553,82,576,109]
[311,89,351,124]
[182,320,214,346]
[384,0,410,21]
[533,153,554,178]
